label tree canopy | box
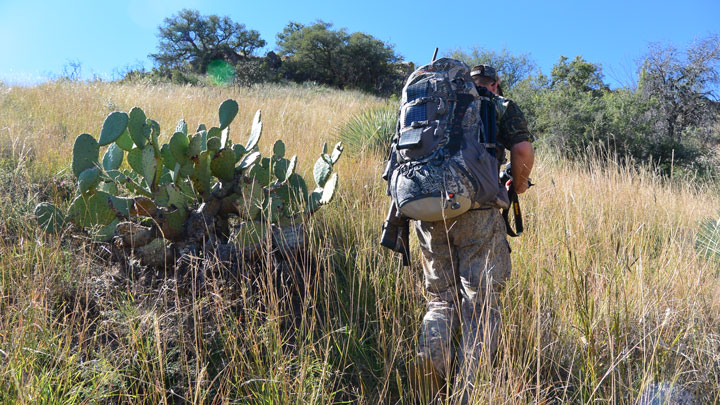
[276,21,403,94]
[150,9,266,73]
[449,46,536,92]
[550,56,606,92]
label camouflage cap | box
[470,64,499,82]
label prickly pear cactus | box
[35,100,343,267]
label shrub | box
[234,59,279,87]
[697,212,720,262]
[337,104,397,156]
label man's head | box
[470,64,499,95]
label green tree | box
[150,9,266,73]
[530,56,611,155]
[276,21,402,94]
[550,56,607,93]
[448,46,536,92]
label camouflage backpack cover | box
[383,58,507,222]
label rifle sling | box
[503,189,523,237]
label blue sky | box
[1,0,718,88]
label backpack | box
[382,58,508,222]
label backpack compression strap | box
[446,93,475,154]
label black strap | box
[480,98,497,157]
[476,86,499,157]
[502,186,524,237]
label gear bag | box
[383,58,507,222]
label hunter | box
[413,64,534,402]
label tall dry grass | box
[0,80,719,403]
[0,80,381,177]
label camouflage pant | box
[413,208,511,395]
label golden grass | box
[0,81,382,176]
[1,80,720,403]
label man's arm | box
[510,141,534,194]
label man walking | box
[413,64,534,403]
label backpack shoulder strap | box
[479,95,498,157]
[494,96,510,120]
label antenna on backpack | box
[431,48,438,62]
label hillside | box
[1,81,720,403]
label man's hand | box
[510,141,534,194]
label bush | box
[120,66,202,86]
[234,59,279,87]
[697,212,720,262]
[337,104,397,156]
[509,53,720,178]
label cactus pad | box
[160,144,176,170]
[72,133,99,177]
[210,148,235,182]
[78,167,101,194]
[102,143,124,171]
[192,151,212,198]
[127,145,157,185]
[163,208,188,240]
[127,148,143,176]
[187,132,205,158]
[330,142,344,164]
[221,127,230,147]
[250,157,271,186]
[108,195,132,217]
[246,110,262,151]
[165,184,191,210]
[266,194,285,222]
[207,127,222,139]
[94,218,120,242]
[233,144,246,161]
[176,119,188,135]
[218,99,239,130]
[99,111,129,146]
[67,191,116,227]
[313,155,332,187]
[286,155,297,180]
[207,137,222,152]
[320,173,338,204]
[128,107,149,148]
[306,190,323,214]
[273,140,285,159]
[169,132,190,163]
[115,129,134,151]
[98,181,119,195]
[141,145,158,186]
[34,202,67,234]
[273,157,291,182]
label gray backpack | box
[383,58,507,222]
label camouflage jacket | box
[494,95,533,149]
